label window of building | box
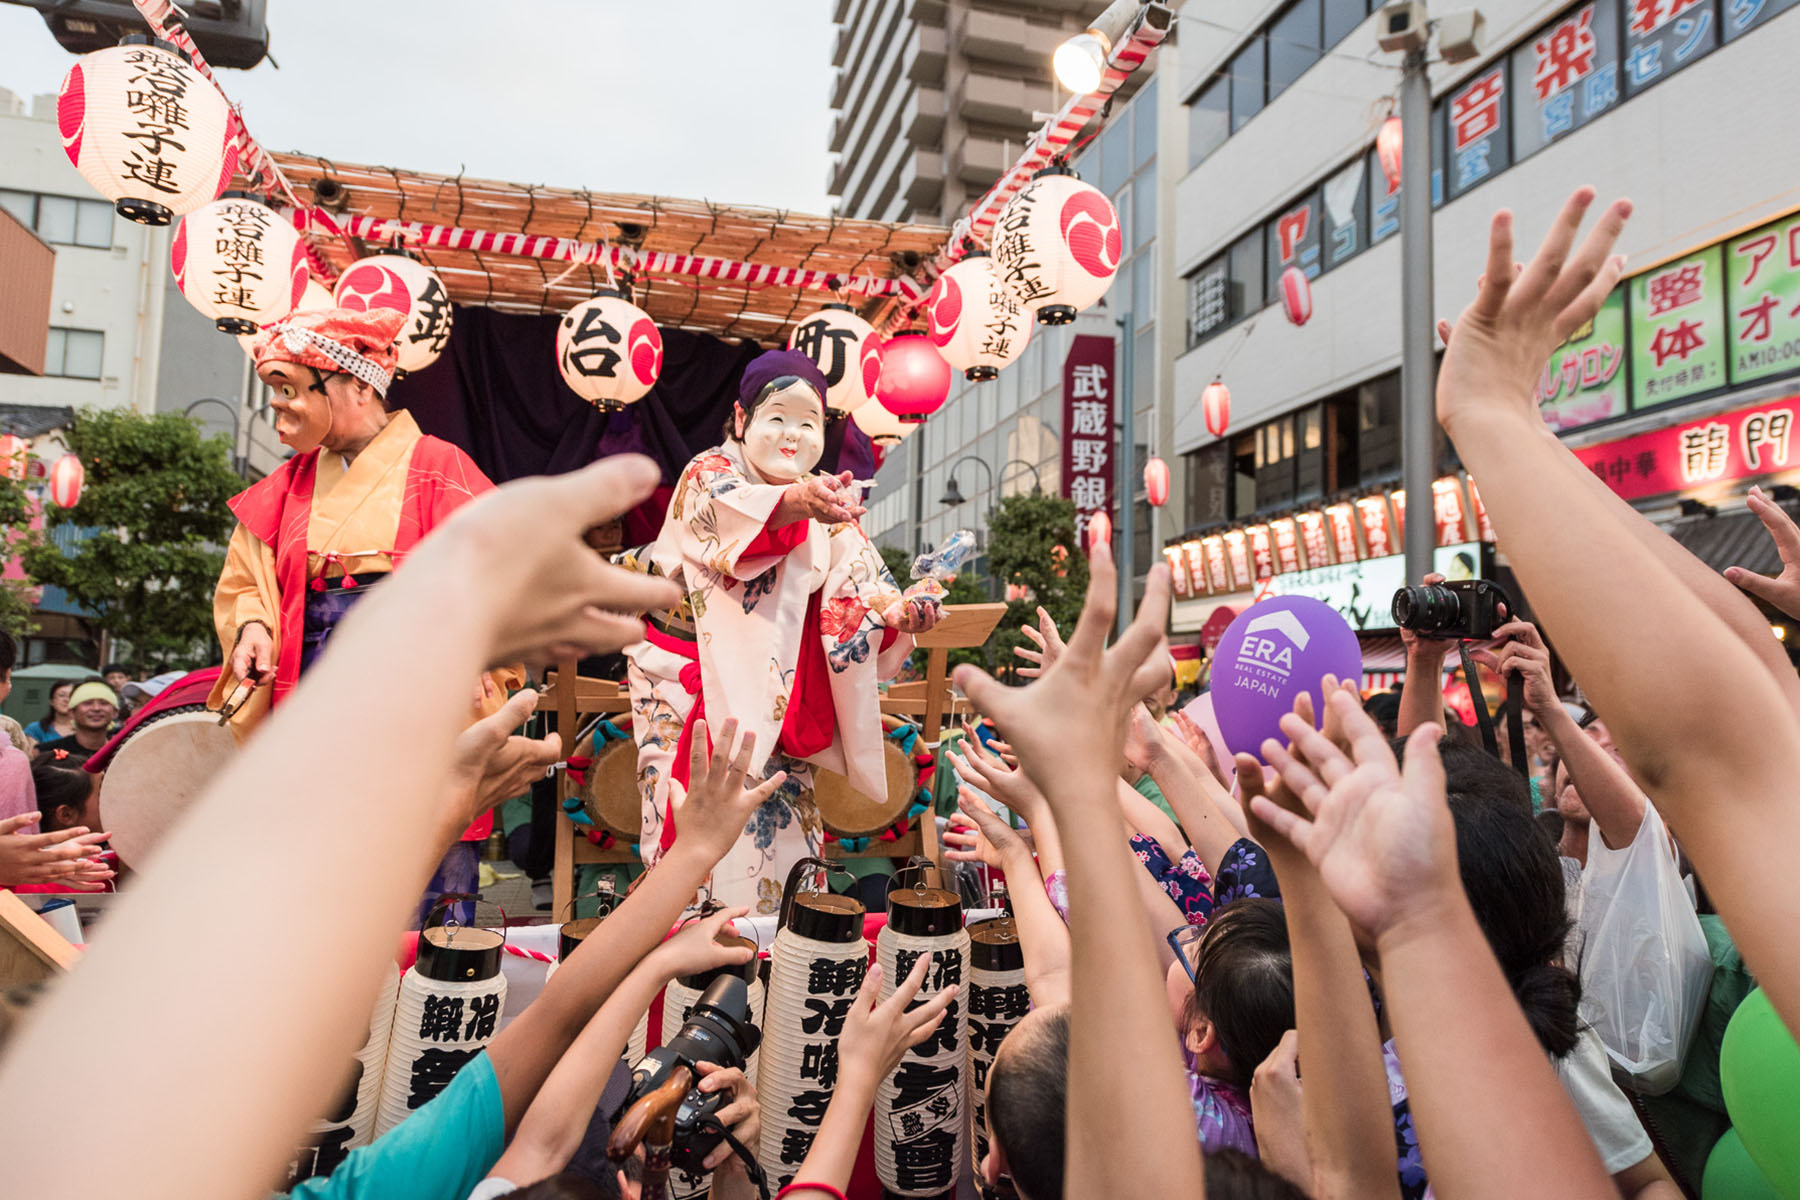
[1267,0,1322,102]
[1186,257,1229,347]
[1133,254,1154,328]
[1133,77,1158,166]
[0,189,113,248]
[44,328,104,380]
[1133,162,1155,251]
[1231,431,1258,516]
[1101,114,1133,194]
[1323,0,1368,49]
[1227,228,1264,323]
[1356,370,1402,479]
[1187,78,1229,168]
[1229,36,1266,131]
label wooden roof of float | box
[271,152,948,343]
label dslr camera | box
[614,973,761,1174]
[1391,578,1511,640]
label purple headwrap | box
[737,348,829,410]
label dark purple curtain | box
[388,305,874,489]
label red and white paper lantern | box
[58,40,237,226]
[991,168,1122,326]
[334,253,455,374]
[1144,456,1169,507]
[925,253,1031,381]
[787,304,883,416]
[875,334,953,424]
[1279,266,1314,327]
[1202,381,1232,439]
[556,291,663,410]
[1377,116,1404,194]
[0,435,27,482]
[1087,509,1113,553]
[172,195,308,335]
[47,454,84,509]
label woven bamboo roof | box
[269,152,947,343]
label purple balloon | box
[1210,596,1364,763]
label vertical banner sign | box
[1624,0,1716,94]
[1322,159,1367,267]
[1183,542,1212,597]
[1447,64,1510,197]
[1296,510,1332,568]
[1327,505,1361,562]
[1432,478,1469,546]
[1357,497,1394,558]
[1369,146,1401,247]
[1631,245,1727,409]
[1511,0,1623,157]
[1165,547,1192,598]
[1389,489,1408,541]
[1246,524,1275,582]
[1189,260,1229,345]
[1224,531,1252,591]
[1270,517,1303,574]
[1470,480,1497,543]
[1203,536,1231,592]
[1061,335,1116,544]
[1727,214,1800,386]
[1538,287,1629,429]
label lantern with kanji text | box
[788,303,884,416]
[926,252,1031,381]
[334,251,455,375]
[991,167,1121,326]
[1144,456,1169,507]
[556,291,662,410]
[57,39,238,226]
[1203,380,1232,439]
[172,195,308,334]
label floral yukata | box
[628,439,912,913]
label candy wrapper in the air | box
[912,530,976,582]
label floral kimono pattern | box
[627,441,912,912]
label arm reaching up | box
[948,790,1070,1005]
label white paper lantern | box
[873,912,972,1197]
[238,278,334,355]
[852,396,917,447]
[334,253,455,374]
[172,196,308,334]
[376,928,508,1135]
[57,40,238,226]
[557,291,663,410]
[926,253,1031,382]
[991,167,1122,326]
[787,304,884,416]
[967,918,1028,1183]
[46,454,85,509]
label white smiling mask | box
[736,379,827,484]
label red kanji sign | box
[1533,6,1597,99]
[1647,263,1707,316]
[1450,70,1504,151]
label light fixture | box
[926,253,1031,381]
[1376,116,1404,193]
[1775,624,1789,642]
[1202,379,1232,438]
[852,396,916,446]
[47,454,85,509]
[1144,456,1169,506]
[940,477,968,508]
[788,303,884,416]
[1053,0,1143,95]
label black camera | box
[1391,579,1511,640]
[615,973,761,1174]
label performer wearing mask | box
[627,349,942,911]
[209,306,522,921]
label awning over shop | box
[1668,507,1782,578]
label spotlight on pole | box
[1054,0,1144,94]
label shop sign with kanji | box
[1631,245,1727,409]
[1727,213,1800,386]
[1447,64,1510,197]
[1723,0,1798,40]
[1510,0,1623,158]
[1573,393,1798,499]
[1539,286,1628,430]
[1623,0,1716,95]
[1061,335,1116,542]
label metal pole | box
[1399,48,1436,586]
[1117,313,1134,635]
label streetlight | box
[1053,0,1147,94]
[1376,0,1484,586]
[939,456,1042,507]
[185,397,245,476]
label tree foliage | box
[878,541,992,672]
[985,490,1089,682]
[23,409,242,670]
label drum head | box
[579,738,642,838]
[100,708,236,868]
[814,740,917,838]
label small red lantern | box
[47,454,84,508]
[0,435,26,481]
[875,333,953,423]
[1377,116,1403,195]
[1202,381,1231,439]
[1144,456,1169,507]
[1280,266,1314,327]
[1087,509,1113,553]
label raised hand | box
[943,789,1032,870]
[673,719,788,863]
[1250,692,1459,943]
[836,955,958,1089]
[1435,187,1631,437]
[0,815,113,890]
[447,689,563,826]
[1012,606,1066,679]
[648,905,754,981]
[1470,620,1559,715]
[947,731,1049,826]
[1123,703,1164,775]
[881,593,944,634]
[1725,485,1800,619]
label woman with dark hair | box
[23,680,77,746]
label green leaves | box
[985,491,1089,681]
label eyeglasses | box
[1167,924,1206,983]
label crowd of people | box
[0,186,1795,1199]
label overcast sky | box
[0,0,836,213]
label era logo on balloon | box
[1239,610,1313,682]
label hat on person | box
[121,670,184,705]
[737,348,829,411]
[69,681,119,710]
[251,306,408,396]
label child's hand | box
[953,546,1170,814]
[1250,692,1459,944]
[944,789,1033,870]
[1435,188,1631,439]
[672,719,788,862]
[694,1060,759,1172]
[1013,606,1066,679]
[947,734,1048,827]
[0,815,113,890]
[837,954,958,1092]
[647,905,753,981]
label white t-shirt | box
[1555,1024,1652,1174]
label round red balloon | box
[875,334,952,421]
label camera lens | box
[663,975,761,1071]
[1392,584,1462,633]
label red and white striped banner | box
[287,208,926,301]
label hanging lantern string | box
[876,5,1171,336]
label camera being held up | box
[1392,578,1511,641]
[610,972,763,1180]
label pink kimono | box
[628,440,913,912]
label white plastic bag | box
[1576,803,1714,1094]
